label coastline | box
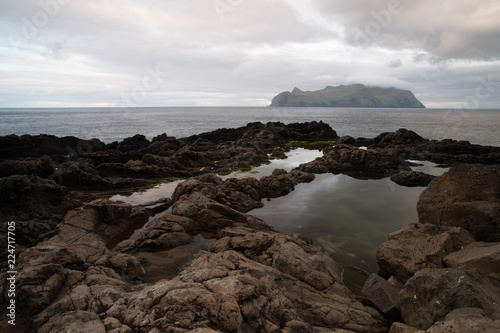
[1,121,499,332]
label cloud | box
[386,59,403,68]
[0,0,499,108]
[317,0,500,61]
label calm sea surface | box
[0,107,499,146]
[2,107,498,293]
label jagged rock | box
[417,164,500,241]
[399,267,500,330]
[361,273,401,317]
[213,226,344,290]
[0,155,55,178]
[38,311,106,333]
[390,171,435,187]
[376,223,475,282]
[444,241,500,275]
[106,250,386,332]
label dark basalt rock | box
[390,170,435,187]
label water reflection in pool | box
[251,162,447,293]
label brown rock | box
[376,223,475,282]
[417,164,500,242]
[390,171,435,187]
[399,267,500,330]
[444,241,500,275]
[361,273,401,316]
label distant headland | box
[269,84,426,108]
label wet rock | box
[390,171,435,187]
[417,164,500,241]
[376,223,475,282]
[444,241,500,275]
[399,267,500,330]
[361,273,401,317]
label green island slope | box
[269,84,426,108]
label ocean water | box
[0,107,499,146]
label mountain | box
[269,84,425,108]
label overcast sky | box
[1,0,499,108]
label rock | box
[417,164,500,242]
[0,134,105,161]
[443,307,489,320]
[0,175,77,221]
[390,171,435,187]
[426,311,500,333]
[361,273,401,317]
[399,267,500,330]
[388,322,422,333]
[38,311,106,333]
[376,223,475,282]
[444,241,500,275]
[0,155,55,178]
[337,136,356,145]
[298,144,411,176]
[372,129,427,148]
[106,249,386,332]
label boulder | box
[399,267,500,330]
[417,164,500,242]
[361,273,401,317]
[298,144,411,176]
[390,171,435,187]
[376,223,475,282]
[444,241,500,275]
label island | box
[269,84,426,108]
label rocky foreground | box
[0,122,499,332]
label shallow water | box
[251,161,448,293]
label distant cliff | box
[269,84,425,108]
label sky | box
[0,0,499,108]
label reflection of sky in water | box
[223,148,324,179]
[251,162,447,292]
[109,180,182,205]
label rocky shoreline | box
[1,121,499,332]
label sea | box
[2,107,499,293]
[0,107,499,146]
